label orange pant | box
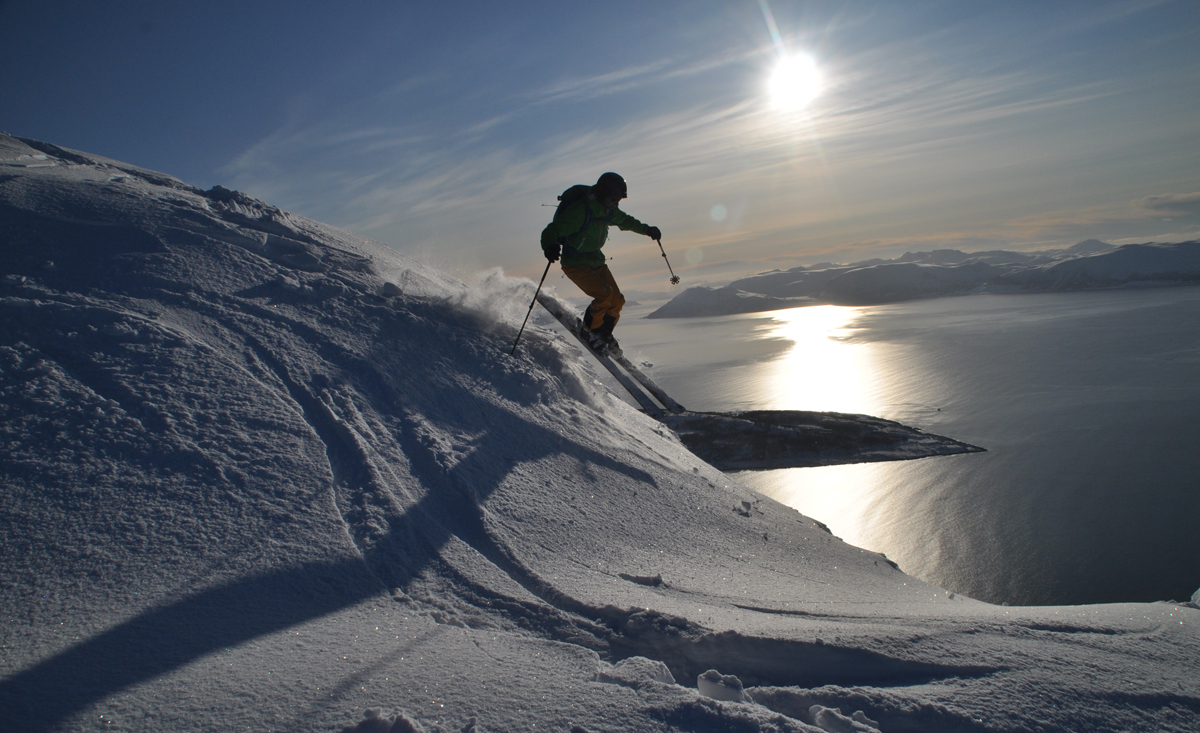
[561,263,625,330]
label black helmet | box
[593,172,627,200]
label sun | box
[768,54,822,110]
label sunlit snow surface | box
[2,134,1198,732]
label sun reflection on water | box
[735,304,893,551]
[749,305,881,415]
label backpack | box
[555,184,592,217]
[553,184,594,242]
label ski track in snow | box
[2,134,1199,732]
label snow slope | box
[2,134,1198,732]
[649,240,1200,317]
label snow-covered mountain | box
[649,239,1200,317]
[2,134,1198,732]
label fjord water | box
[620,287,1200,606]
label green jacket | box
[541,186,654,268]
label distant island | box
[647,239,1200,318]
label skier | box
[540,172,661,352]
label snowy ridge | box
[649,240,1200,317]
[2,134,1199,732]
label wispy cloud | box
[528,44,761,107]
[531,60,675,104]
[1067,0,1177,31]
[1135,192,1200,216]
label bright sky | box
[4,0,1199,292]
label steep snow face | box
[2,135,1199,733]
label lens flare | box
[769,55,822,110]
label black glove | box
[545,242,561,263]
[647,226,662,241]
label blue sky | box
[3,1,1199,292]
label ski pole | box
[509,260,553,356]
[656,238,681,285]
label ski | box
[608,351,685,414]
[536,294,665,417]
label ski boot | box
[579,324,618,355]
[584,329,612,354]
[594,314,621,356]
